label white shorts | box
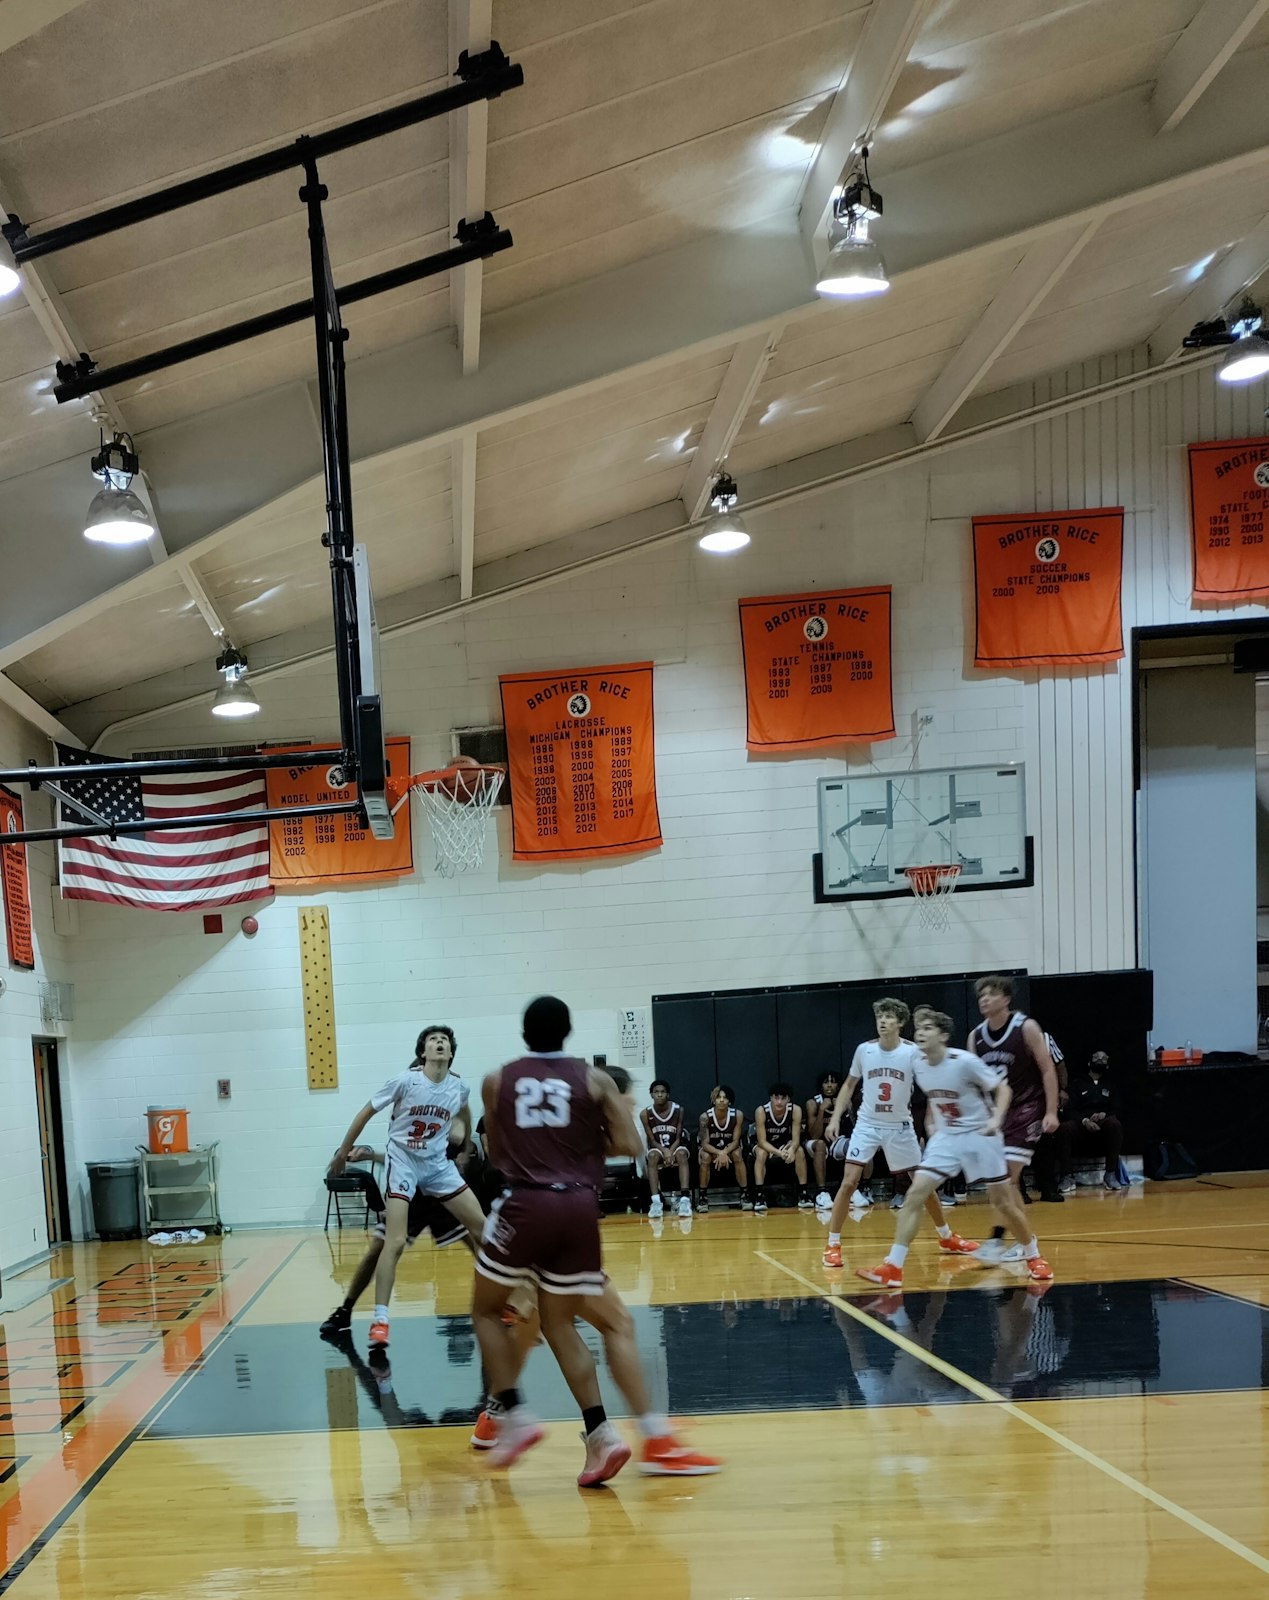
[839,1116,922,1173]
[384,1146,467,1205]
[919,1129,1009,1186]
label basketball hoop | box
[902,864,961,932]
[390,760,504,876]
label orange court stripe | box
[0,1237,299,1586]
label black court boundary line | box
[1042,1233,1269,1256]
[1171,1276,1269,1312]
[0,1240,305,1596]
[1196,1178,1237,1190]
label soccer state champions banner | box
[499,662,662,863]
[972,509,1124,668]
[267,737,413,885]
[1187,437,1269,601]
[738,587,895,750]
[0,785,34,969]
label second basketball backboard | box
[816,764,1029,901]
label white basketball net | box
[903,864,961,932]
[409,767,504,877]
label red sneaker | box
[938,1232,980,1254]
[855,1261,903,1287]
[470,1410,497,1450]
[822,1244,843,1268]
[639,1435,721,1476]
[1026,1255,1054,1282]
[368,1319,389,1347]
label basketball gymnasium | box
[1,3,1269,1596]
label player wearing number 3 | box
[330,1025,487,1347]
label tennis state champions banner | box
[499,662,661,862]
[266,737,413,885]
[738,587,894,750]
[972,509,1124,668]
[1188,437,1269,601]
[0,785,34,969]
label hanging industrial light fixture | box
[83,431,156,545]
[697,472,751,554]
[815,147,890,300]
[210,645,261,719]
[0,233,20,298]
[1183,299,1269,385]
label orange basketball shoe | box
[855,1261,903,1287]
[368,1320,389,1347]
[1026,1255,1054,1281]
[639,1435,721,1476]
[822,1243,844,1268]
[937,1232,980,1254]
[471,1411,498,1450]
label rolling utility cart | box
[136,1142,223,1234]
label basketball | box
[436,754,482,800]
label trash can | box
[87,1159,141,1240]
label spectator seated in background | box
[1057,1051,1125,1191]
[1029,1031,1069,1204]
[697,1085,748,1211]
[331,1143,386,1214]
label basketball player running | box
[804,1072,840,1209]
[330,1026,486,1346]
[822,998,978,1268]
[857,1010,1053,1287]
[472,996,720,1481]
[969,976,1060,1263]
[752,1083,812,1211]
[697,1084,747,1210]
[642,1080,692,1218]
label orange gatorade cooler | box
[147,1106,189,1154]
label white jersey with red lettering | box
[850,1040,919,1120]
[915,1047,1001,1134]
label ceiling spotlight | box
[816,146,890,300]
[83,431,156,545]
[211,645,260,719]
[1184,299,1269,384]
[697,472,751,554]
[0,232,20,298]
[1219,329,1269,385]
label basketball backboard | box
[816,764,1029,901]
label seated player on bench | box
[697,1085,747,1210]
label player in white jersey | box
[822,998,978,1269]
[330,1025,487,1346]
[857,1010,1053,1288]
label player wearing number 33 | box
[329,1025,487,1348]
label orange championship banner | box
[267,737,413,885]
[972,509,1124,668]
[738,587,894,751]
[499,662,661,863]
[0,784,34,968]
[1187,437,1269,601]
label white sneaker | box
[648,1195,663,1219]
[851,1189,872,1207]
[677,1194,692,1218]
[1059,1176,1077,1195]
[815,1191,832,1209]
[889,1193,905,1211]
[974,1238,1008,1264]
[487,1405,544,1468]
[999,1244,1025,1262]
[577,1422,632,1488]
[940,1190,958,1208]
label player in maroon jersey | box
[642,1080,692,1218]
[472,996,720,1483]
[968,976,1060,1263]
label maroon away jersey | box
[494,1054,607,1189]
[971,1012,1044,1113]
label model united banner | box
[738,587,894,750]
[266,737,413,885]
[972,509,1124,668]
[1187,437,1269,601]
[499,662,661,862]
[0,785,34,968]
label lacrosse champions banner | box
[738,587,895,750]
[972,508,1124,668]
[499,662,661,862]
[1188,437,1269,601]
[266,737,413,885]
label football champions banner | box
[738,587,895,750]
[499,662,661,862]
[1188,437,1269,601]
[267,737,413,885]
[972,509,1124,668]
[0,785,34,969]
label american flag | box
[55,745,273,911]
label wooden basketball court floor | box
[2,1179,1268,1598]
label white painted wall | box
[14,356,1269,1231]
[0,703,73,1276]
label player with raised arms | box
[856,1009,1053,1287]
[822,998,978,1268]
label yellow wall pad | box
[299,906,337,1090]
[756,1251,1269,1580]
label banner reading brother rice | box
[499,662,661,862]
[1188,437,1269,601]
[739,587,894,750]
[973,508,1124,668]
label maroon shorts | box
[1002,1100,1046,1163]
[475,1186,604,1297]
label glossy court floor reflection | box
[1,1179,1268,1597]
